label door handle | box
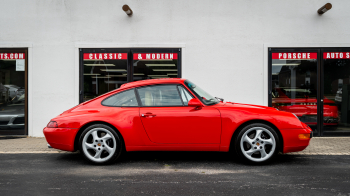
[141,113,156,118]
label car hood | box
[215,101,277,111]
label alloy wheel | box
[82,127,117,163]
[240,127,276,162]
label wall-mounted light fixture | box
[317,3,332,15]
[122,4,133,16]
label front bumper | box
[43,127,79,152]
[281,127,312,153]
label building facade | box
[0,0,349,137]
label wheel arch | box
[73,121,125,151]
[229,120,284,153]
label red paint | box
[0,53,25,59]
[140,107,221,144]
[43,78,311,154]
[188,98,202,108]
[272,52,317,60]
[323,52,350,59]
[83,53,127,60]
[133,53,178,60]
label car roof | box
[120,78,186,89]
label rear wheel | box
[79,124,123,164]
[234,123,280,164]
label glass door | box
[131,49,181,81]
[0,49,27,135]
[322,49,350,136]
[269,49,320,135]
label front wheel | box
[234,123,280,164]
[79,124,123,164]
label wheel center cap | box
[256,142,260,146]
[97,143,101,146]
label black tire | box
[234,123,280,164]
[79,124,123,165]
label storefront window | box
[323,52,350,134]
[271,52,318,131]
[133,53,179,81]
[0,50,27,135]
[83,52,128,102]
[80,49,181,103]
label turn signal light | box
[298,134,310,140]
[47,121,58,128]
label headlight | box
[275,108,279,111]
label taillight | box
[47,121,58,128]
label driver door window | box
[137,85,183,106]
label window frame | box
[177,84,194,106]
[135,84,186,107]
[79,48,182,104]
[101,88,140,107]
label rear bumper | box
[43,127,79,152]
[281,127,312,153]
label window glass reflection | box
[83,53,127,102]
[137,85,183,106]
[0,56,26,135]
[102,89,138,107]
[133,53,178,81]
[271,53,318,131]
[323,53,350,134]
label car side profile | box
[43,79,312,164]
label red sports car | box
[272,88,339,126]
[43,79,312,164]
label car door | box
[137,84,221,144]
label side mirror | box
[188,98,202,108]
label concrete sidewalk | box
[0,137,349,155]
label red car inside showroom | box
[43,78,312,164]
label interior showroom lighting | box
[84,73,101,75]
[91,76,112,78]
[153,69,177,71]
[100,69,127,71]
[272,63,301,66]
[107,75,127,77]
[151,76,169,79]
[145,64,176,66]
[84,64,115,66]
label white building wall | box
[0,0,349,136]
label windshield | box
[184,80,219,105]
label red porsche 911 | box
[43,79,312,164]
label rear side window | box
[137,85,183,106]
[102,89,138,107]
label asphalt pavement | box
[1,137,350,195]
[0,152,350,196]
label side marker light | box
[298,134,311,140]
